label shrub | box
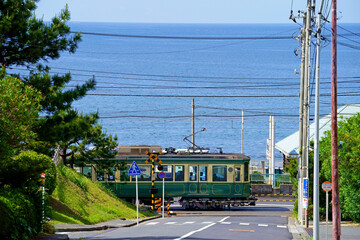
[0,188,39,240]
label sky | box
[35,0,360,24]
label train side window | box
[120,166,130,182]
[199,166,208,181]
[244,162,249,182]
[212,166,227,182]
[134,165,151,181]
[189,166,197,181]
[108,167,116,181]
[175,165,184,181]
[235,167,241,182]
[155,165,173,181]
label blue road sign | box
[128,161,142,176]
[158,172,165,179]
[303,178,309,208]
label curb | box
[121,215,162,227]
[54,215,161,232]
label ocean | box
[18,22,360,160]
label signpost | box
[303,178,309,227]
[128,161,142,225]
[40,173,46,232]
[158,172,166,219]
[322,181,332,240]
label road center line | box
[218,216,230,223]
[174,223,216,240]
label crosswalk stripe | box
[146,222,159,225]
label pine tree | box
[0,1,118,163]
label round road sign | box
[158,172,166,179]
[322,181,332,192]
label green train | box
[85,146,255,209]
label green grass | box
[50,164,156,225]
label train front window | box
[175,165,184,181]
[212,166,227,182]
[189,166,197,181]
[199,166,207,181]
[235,167,241,181]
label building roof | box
[275,104,360,157]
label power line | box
[74,31,294,40]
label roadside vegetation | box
[0,1,127,239]
[285,113,360,223]
[50,165,155,225]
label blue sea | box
[18,22,360,160]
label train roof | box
[114,153,250,160]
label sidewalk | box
[289,219,360,240]
[36,215,161,240]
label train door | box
[234,165,243,195]
[189,165,208,194]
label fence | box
[250,173,291,188]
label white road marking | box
[239,223,250,226]
[258,224,268,227]
[218,216,230,223]
[277,225,288,228]
[220,222,231,224]
[257,203,294,207]
[202,222,214,224]
[183,221,195,224]
[174,223,216,240]
[146,222,159,225]
[165,222,177,225]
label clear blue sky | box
[36,0,360,23]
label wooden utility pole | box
[331,0,341,239]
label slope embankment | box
[50,165,155,225]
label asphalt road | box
[62,200,296,240]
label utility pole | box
[296,0,312,226]
[314,1,325,239]
[302,0,312,227]
[241,109,244,154]
[268,116,275,187]
[331,0,341,239]
[192,98,195,150]
[298,21,305,223]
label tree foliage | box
[0,0,81,67]
[320,114,360,222]
[0,76,41,159]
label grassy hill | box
[50,164,155,225]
